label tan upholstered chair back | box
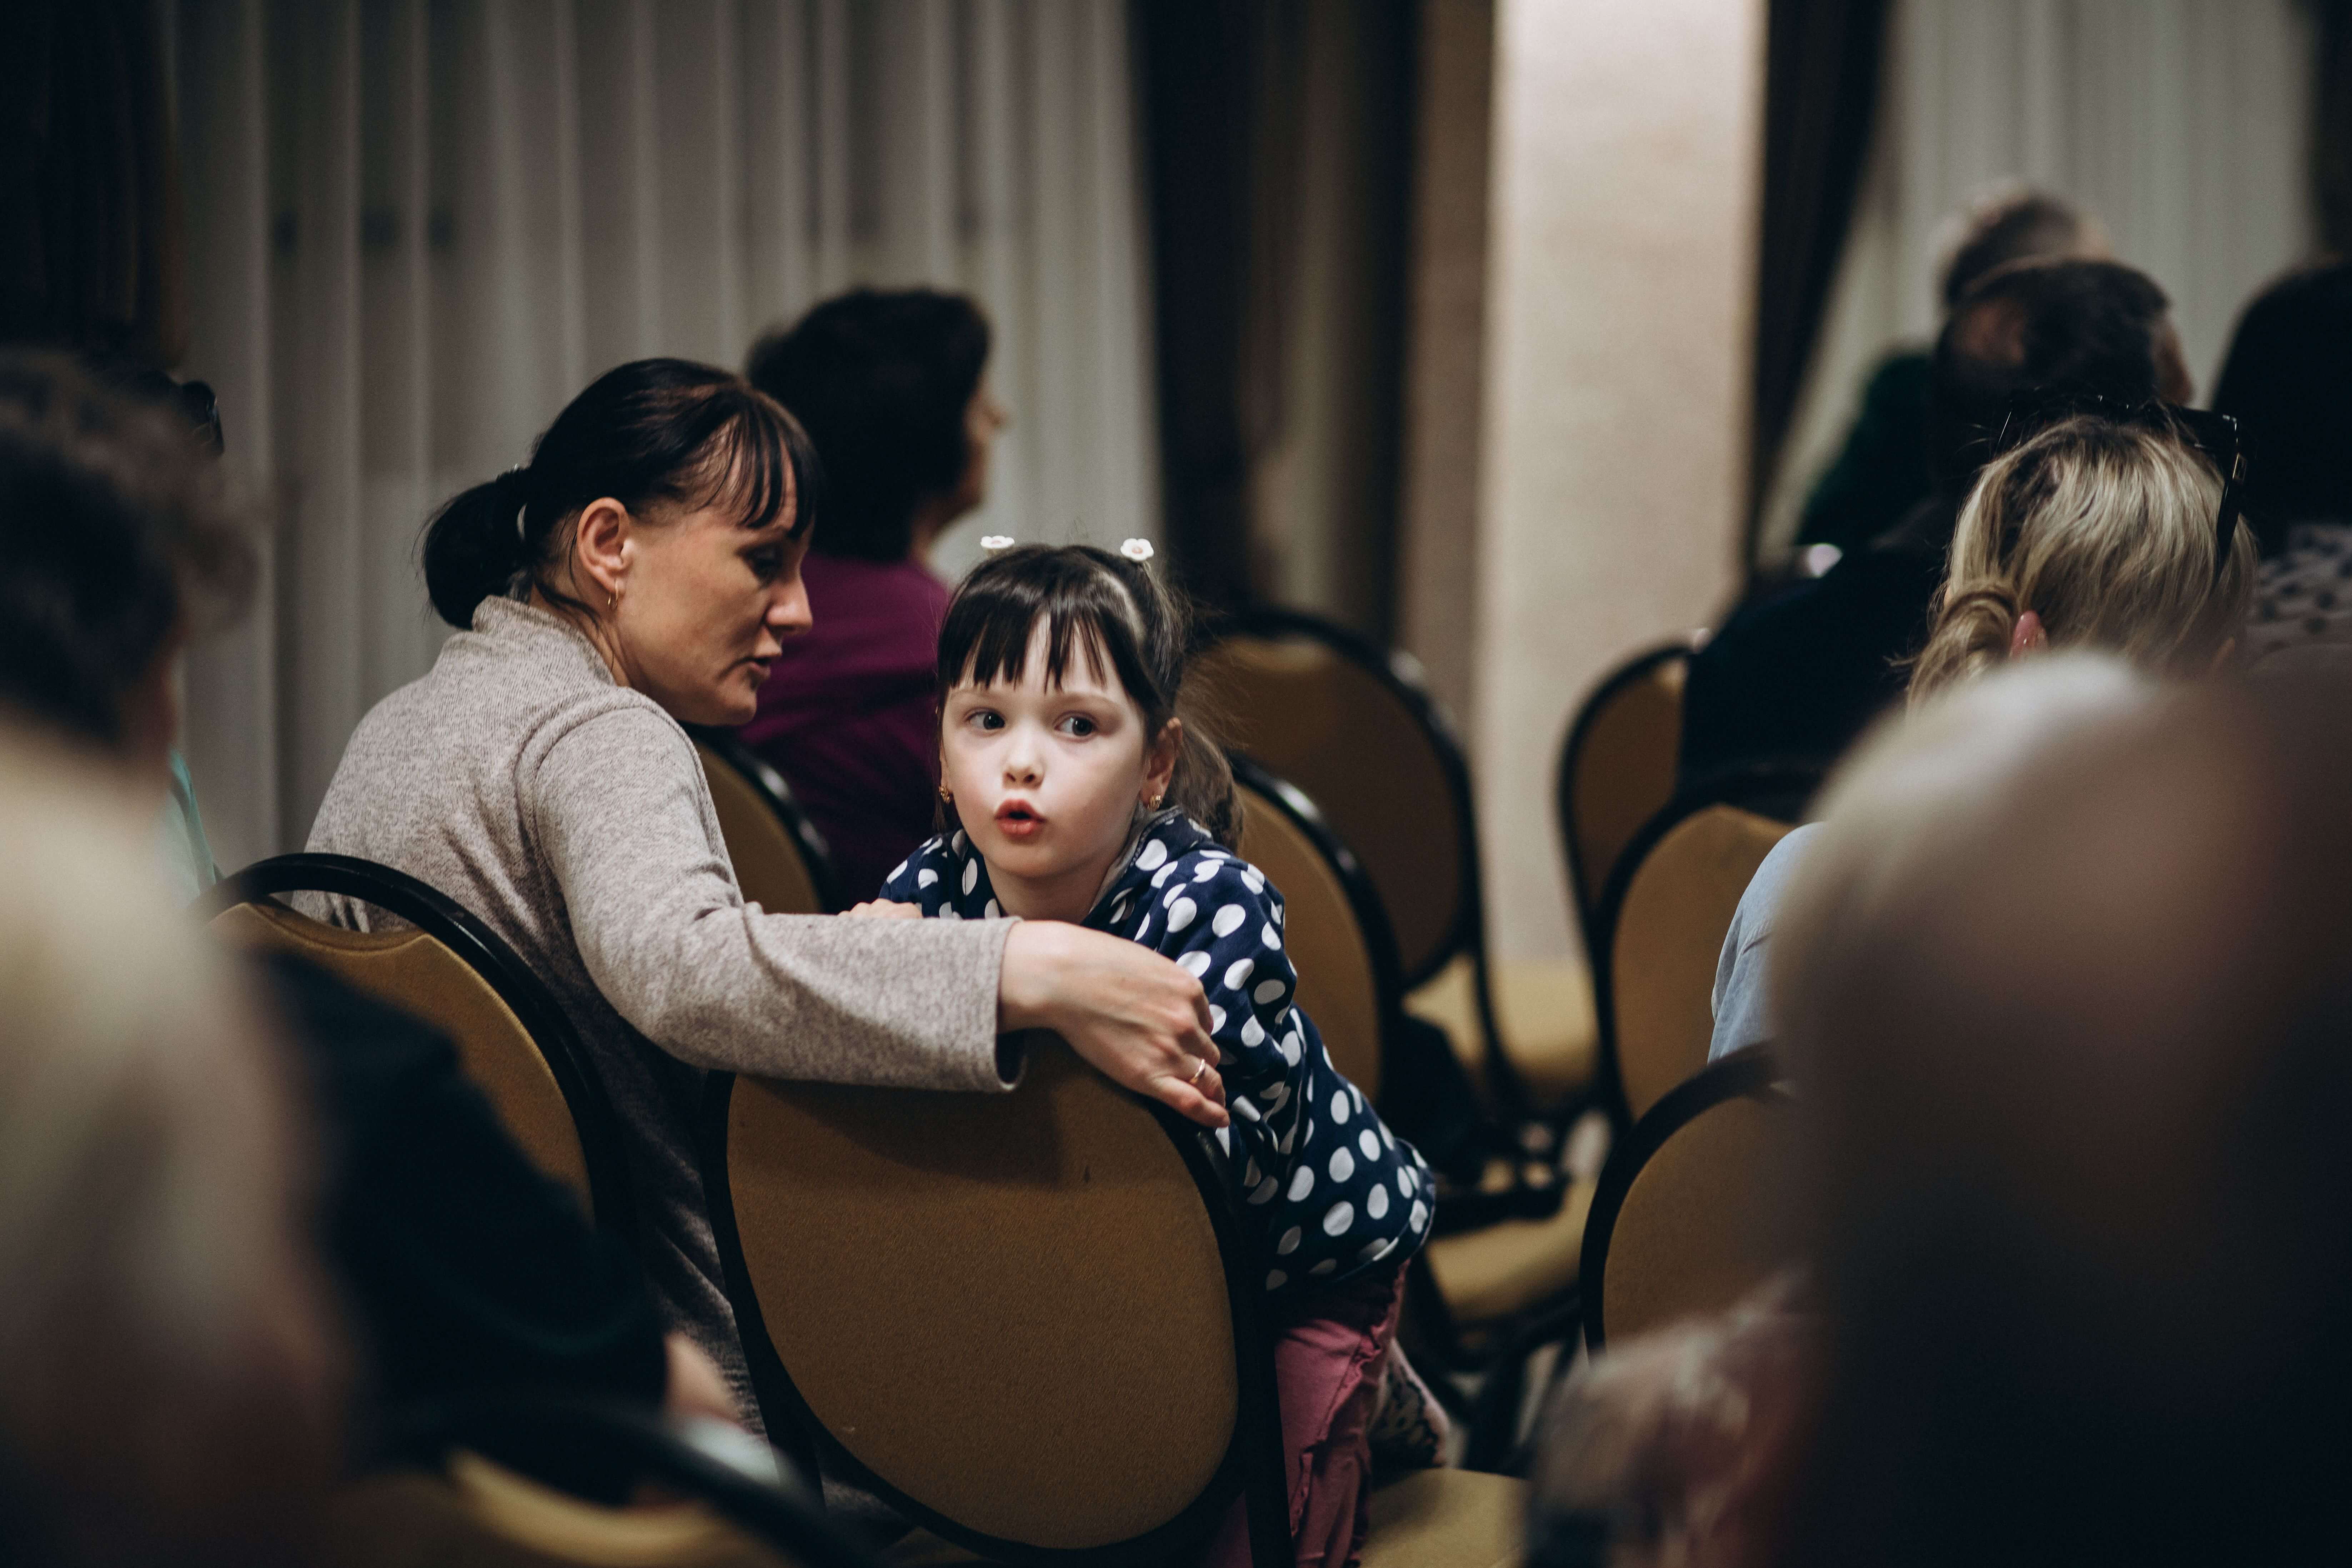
[1234,779,1386,1100]
[322,1455,795,1568]
[1589,1068,1789,1347]
[1195,630,1463,984]
[716,1039,1239,1552]
[1564,649,1687,929]
[695,741,830,915]
[1607,805,1790,1121]
[213,899,594,1205]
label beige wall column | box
[1474,0,1763,962]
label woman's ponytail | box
[423,467,535,629]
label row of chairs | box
[197,768,1527,1563]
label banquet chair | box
[1589,787,1801,1126]
[692,729,845,915]
[200,852,634,1236]
[1579,1047,1792,1352]
[320,1397,875,1568]
[1555,641,1693,959]
[701,1036,1524,1567]
[1194,610,1592,1123]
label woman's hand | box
[998,921,1228,1128]
[845,899,923,919]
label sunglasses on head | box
[1984,393,2245,586]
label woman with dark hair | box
[740,288,1007,899]
[2211,259,2352,655]
[304,358,1219,1417]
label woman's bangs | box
[690,394,811,537]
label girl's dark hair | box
[0,351,254,749]
[937,544,1239,847]
[423,357,821,628]
[744,289,990,562]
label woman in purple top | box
[739,289,1008,899]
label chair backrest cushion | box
[1598,1092,1787,1345]
[1234,783,1384,1099]
[1196,634,1462,983]
[724,1040,1235,1550]
[1569,653,1687,924]
[213,900,593,1205]
[696,743,827,916]
[1609,805,1790,1120]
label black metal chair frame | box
[1577,1044,1783,1354]
[688,726,850,915]
[1198,607,1544,1121]
[199,852,639,1242]
[1553,639,1696,973]
[699,1070,1295,1568]
[1584,769,1818,1129]
[384,1394,880,1568]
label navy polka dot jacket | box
[881,809,1435,1293]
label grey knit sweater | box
[303,598,1014,1407]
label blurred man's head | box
[1926,258,2187,494]
[2211,258,2352,551]
[1937,187,2104,311]
[1773,663,2352,1568]
[0,352,250,784]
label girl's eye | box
[967,710,1004,732]
[1059,714,1098,739]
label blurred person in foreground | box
[2211,257,2352,655]
[1764,666,2352,1568]
[741,288,1009,899]
[0,734,344,1567]
[1706,404,2252,1062]
[1527,655,2161,1568]
[1681,257,2193,792]
[1797,186,2104,556]
[0,350,736,1444]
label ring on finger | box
[1189,1055,1210,1084]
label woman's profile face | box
[611,493,811,726]
[950,379,1008,518]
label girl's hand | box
[997,921,1228,1128]
[845,899,923,919]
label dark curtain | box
[1137,0,1271,613]
[1135,0,1417,634]
[0,0,186,366]
[1747,0,1890,560]
[2315,0,2352,254]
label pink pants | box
[1203,1264,1406,1568]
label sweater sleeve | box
[527,702,1014,1090]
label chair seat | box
[883,1469,1527,1568]
[1360,1468,1527,1568]
[1404,957,1598,1109]
[1422,1177,1596,1327]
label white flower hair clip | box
[1119,538,1155,563]
[980,535,1015,551]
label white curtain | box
[169,0,1159,871]
[1760,0,2317,555]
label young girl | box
[865,541,1439,1567]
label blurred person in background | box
[2210,258,2352,655]
[741,288,1009,900]
[1681,258,2190,791]
[1765,667,2352,1568]
[0,350,738,1446]
[1706,406,2252,1063]
[1796,187,2104,556]
[0,733,345,1568]
[1526,656,2159,1568]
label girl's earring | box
[938,783,954,803]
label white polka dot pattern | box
[876,811,1437,1294]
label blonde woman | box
[1707,408,2254,1063]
